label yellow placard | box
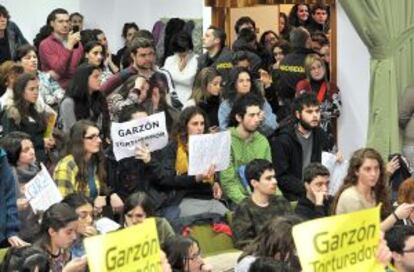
[44,113,57,138]
[292,206,383,272]
[84,218,161,272]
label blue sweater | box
[0,149,19,243]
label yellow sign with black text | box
[84,218,161,272]
[293,206,383,272]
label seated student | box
[218,67,277,137]
[271,93,333,201]
[333,148,414,231]
[164,236,213,272]
[62,193,97,259]
[59,64,110,138]
[295,162,332,220]
[232,159,291,250]
[123,192,175,248]
[396,178,414,225]
[34,203,87,272]
[235,215,303,272]
[1,73,55,163]
[184,67,222,131]
[157,106,228,222]
[385,225,414,272]
[0,131,40,242]
[220,94,272,205]
[53,120,124,215]
[0,61,24,107]
[1,245,49,272]
[0,147,27,248]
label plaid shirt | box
[53,155,101,198]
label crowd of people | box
[0,3,414,272]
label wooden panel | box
[205,0,334,7]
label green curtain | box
[339,0,414,158]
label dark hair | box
[65,64,108,126]
[311,31,329,47]
[147,72,169,111]
[80,29,97,47]
[232,51,250,66]
[385,226,414,254]
[245,159,274,191]
[234,16,256,34]
[237,28,257,44]
[66,120,107,194]
[12,73,46,127]
[171,31,193,53]
[1,246,49,272]
[135,29,155,42]
[83,41,105,69]
[162,18,186,65]
[289,27,310,49]
[228,93,263,127]
[240,215,303,271]
[15,44,37,62]
[311,3,329,15]
[289,4,310,27]
[0,131,32,166]
[332,148,391,218]
[164,236,200,270]
[62,193,93,210]
[208,26,226,49]
[259,30,279,48]
[292,92,320,114]
[92,28,104,39]
[303,163,330,184]
[123,192,155,218]
[118,104,148,123]
[33,8,68,58]
[279,12,291,38]
[129,37,155,55]
[36,203,78,251]
[122,22,139,39]
[190,67,221,104]
[272,39,291,56]
[0,4,10,20]
[249,257,295,272]
[69,12,83,21]
[225,67,262,103]
[171,106,207,144]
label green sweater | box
[220,127,272,204]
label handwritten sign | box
[188,131,231,175]
[24,164,62,213]
[111,112,168,161]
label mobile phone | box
[72,25,80,32]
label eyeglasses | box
[84,134,100,140]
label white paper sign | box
[322,152,348,195]
[95,217,121,234]
[111,111,168,161]
[24,164,62,213]
[188,131,231,175]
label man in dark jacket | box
[271,93,333,201]
[307,3,330,34]
[0,5,28,64]
[295,163,332,220]
[198,26,233,84]
[277,27,314,120]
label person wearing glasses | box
[53,120,124,215]
[123,192,175,248]
[59,64,110,139]
[385,225,414,272]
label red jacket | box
[39,34,84,89]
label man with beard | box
[220,93,272,206]
[271,93,333,201]
[385,226,414,272]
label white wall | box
[336,1,370,159]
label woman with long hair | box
[288,4,311,28]
[114,22,139,69]
[185,67,222,131]
[82,41,114,84]
[295,53,340,138]
[236,215,303,272]
[332,148,414,231]
[53,120,124,215]
[33,203,87,272]
[1,73,55,163]
[218,67,277,136]
[279,13,291,41]
[59,64,110,138]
